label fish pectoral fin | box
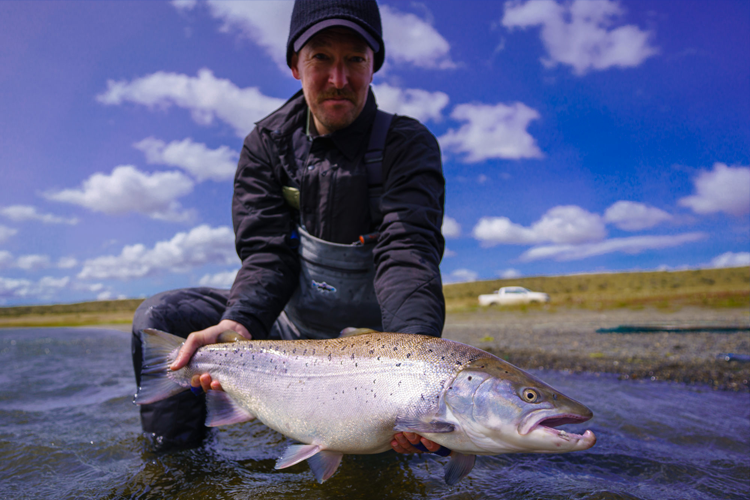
[444,452,476,486]
[307,450,344,483]
[275,444,322,470]
[393,416,455,434]
[205,390,255,427]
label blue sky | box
[0,0,748,305]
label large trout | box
[135,328,596,484]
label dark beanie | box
[287,0,385,72]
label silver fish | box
[135,328,596,484]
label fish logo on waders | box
[312,280,337,293]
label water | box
[1,327,748,500]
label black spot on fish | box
[441,356,445,360]
[328,353,331,361]
[393,347,397,351]
[468,376,472,381]
[456,361,461,365]
[406,353,411,358]
[396,363,401,367]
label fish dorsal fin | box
[307,450,344,483]
[205,390,255,427]
[339,327,380,337]
[393,416,455,434]
[444,452,476,485]
[276,444,321,469]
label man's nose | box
[329,60,348,89]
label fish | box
[135,328,596,485]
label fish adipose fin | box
[339,327,379,337]
[444,452,476,486]
[307,450,344,483]
[205,390,256,427]
[134,328,187,405]
[276,444,322,470]
[393,416,455,434]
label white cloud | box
[371,83,448,123]
[96,291,127,301]
[97,69,285,137]
[519,232,706,262]
[172,0,197,10]
[203,0,293,71]
[0,251,13,268]
[439,102,543,162]
[443,268,479,283]
[44,165,195,222]
[0,225,17,244]
[15,254,51,271]
[604,201,672,231]
[0,205,79,225]
[0,275,70,301]
[502,0,658,75]
[198,269,239,288]
[474,205,606,246]
[678,163,750,216]
[443,248,457,258]
[57,257,78,269]
[709,251,750,268]
[499,268,522,279]
[442,216,461,238]
[78,225,237,280]
[380,5,456,69]
[134,137,238,182]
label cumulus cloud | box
[442,216,461,238]
[678,163,750,216]
[519,232,706,262]
[198,269,239,288]
[502,0,658,75]
[97,69,285,137]
[78,225,237,280]
[0,225,17,244]
[709,251,750,268]
[57,257,78,269]
[15,254,51,271]
[499,268,522,279]
[372,83,449,123]
[380,5,456,69]
[0,275,70,301]
[474,205,606,246]
[0,251,13,268]
[134,137,238,182]
[604,201,672,231]
[443,268,479,283]
[44,165,195,222]
[0,205,79,225]
[439,102,543,162]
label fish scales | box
[173,333,488,453]
[136,328,596,485]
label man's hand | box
[170,319,251,371]
[391,432,441,454]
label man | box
[132,0,446,456]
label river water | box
[1,327,748,499]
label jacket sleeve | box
[373,118,446,337]
[220,128,300,338]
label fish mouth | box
[519,410,595,447]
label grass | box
[0,267,748,327]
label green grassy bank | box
[1,267,748,328]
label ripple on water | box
[1,328,749,500]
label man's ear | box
[290,53,301,80]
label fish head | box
[443,356,596,454]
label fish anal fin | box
[205,390,255,427]
[275,444,321,470]
[444,452,476,486]
[393,416,455,434]
[307,450,344,483]
[339,327,379,337]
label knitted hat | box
[287,0,385,72]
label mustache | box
[317,89,356,103]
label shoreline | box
[3,306,748,391]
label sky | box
[0,0,748,305]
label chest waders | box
[271,110,394,340]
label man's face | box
[291,28,374,135]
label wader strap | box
[363,110,394,226]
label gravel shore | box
[443,307,750,391]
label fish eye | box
[520,388,540,403]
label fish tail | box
[134,328,188,405]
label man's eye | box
[349,56,365,63]
[313,53,329,61]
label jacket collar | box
[257,87,378,162]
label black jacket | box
[221,88,445,338]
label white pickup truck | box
[478,286,550,306]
